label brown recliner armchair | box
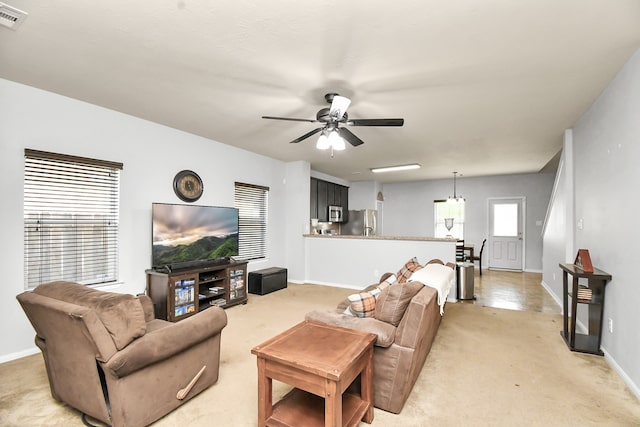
[17,281,227,427]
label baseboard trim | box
[540,279,562,309]
[601,345,640,401]
[541,280,637,399]
[0,347,39,364]
[290,279,361,290]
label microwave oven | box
[328,205,343,222]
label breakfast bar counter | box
[303,234,456,295]
[303,234,452,242]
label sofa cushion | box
[375,281,424,326]
[305,309,397,348]
[395,257,423,283]
[33,281,147,350]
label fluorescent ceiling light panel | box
[371,163,421,173]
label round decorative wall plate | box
[173,170,203,202]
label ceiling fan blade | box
[337,128,364,147]
[329,95,351,120]
[290,127,323,144]
[262,115,318,123]
[347,118,404,127]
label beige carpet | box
[1,283,639,426]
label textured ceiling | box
[1,1,639,183]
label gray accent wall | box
[543,48,640,397]
[380,173,554,272]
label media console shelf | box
[559,263,612,355]
[146,261,247,322]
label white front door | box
[488,198,524,271]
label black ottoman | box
[248,267,287,295]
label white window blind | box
[234,182,268,261]
[23,149,123,289]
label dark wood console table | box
[559,263,612,355]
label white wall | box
[572,48,640,396]
[349,181,379,210]
[541,130,574,307]
[381,173,554,272]
[285,161,311,281]
[0,79,292,361]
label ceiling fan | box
[262,93,404,148]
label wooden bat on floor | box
[176,365,206,400]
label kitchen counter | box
[303,234,457,297]
[303,234,454,242]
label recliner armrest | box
[103,306,227,378]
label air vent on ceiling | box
[0,2,28,30]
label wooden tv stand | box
[146,260,247,322]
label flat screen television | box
[151,203,239,269]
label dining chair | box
[470,238,486,275]
[456,239,465,262]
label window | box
[234,182,268,261]
[493,203,518,236]
[24,149,123,289]
[434,199,465,239]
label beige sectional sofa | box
[306,259,455,414]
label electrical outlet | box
[608,318,613,333]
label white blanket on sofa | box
[408,263,455,315]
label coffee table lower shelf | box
[268,388,370,427]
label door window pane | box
[493,204,517,236]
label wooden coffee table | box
[251,321,376,427]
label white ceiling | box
[1,1,639,183]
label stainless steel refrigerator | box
[342,209,378,236]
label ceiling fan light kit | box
[316,132,330,150]
[371,163,421,173]
[262,92,404,153]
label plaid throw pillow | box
[380,274,397,286]
[396,257,423,284]
[346,283,390,318]
[347,291,377,317]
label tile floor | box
[459,268,561,314]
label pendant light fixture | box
[447,171,464,203]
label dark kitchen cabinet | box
[310,178,349,222]
[327,183,336,206]
[316,179,328,221]
[310,178,318,219]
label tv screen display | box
[152,203,239,268]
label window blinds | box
[234,182,268,261]
[23,149,123,289]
